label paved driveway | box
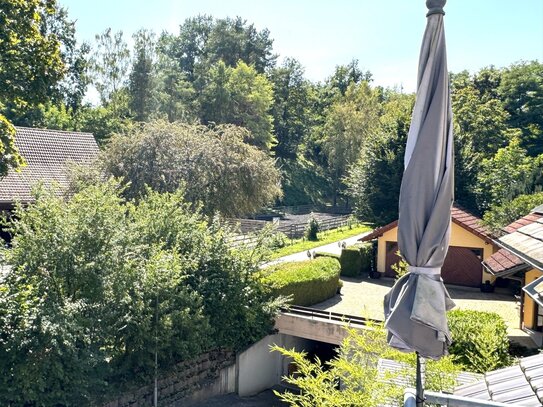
[311,276,534,347]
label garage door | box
[385,242,483,287]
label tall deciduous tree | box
[201,61,275,150]
[0,0,65,175]
[498,61,543,155]
[269,58,315,159]
[346,93,413,224]
[97,120,282,216]
[322,81,380,206]
[91,28,130,109]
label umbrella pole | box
[416,352,425,407]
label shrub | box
[264,257,341,306]
[448,309,511,373]
[0,182,278,406]
[268,231,289,249]
[305,213,320,241]
[340,246,363,277]
[338,243,372,277]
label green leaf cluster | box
[0,181,277,405]
[448,309,511,373]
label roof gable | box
[0,127,99,204]
[359,204,493,243]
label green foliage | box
[321,81,381,205]
[337,243,373,277]
[475,137,543,212]
[346,93,413,224]
[272,323,460,407]
[277,157,333,206]
[0,0,66,173]
[338,245,365,277]
[499,61,543,156]
[99,120,282,217]
[268,231,289,250]
[201,60,275,150]
[129,29,157,121]
[0,115,25,177]
[448,309,511,373]
[304,213,320,241]
[269,58,316,159]
[263,258,340,306]
[483,192,543,233]
[90,28,130,108]
[391,251,409,280]
[0,182,278,405]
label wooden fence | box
[226,214,356,246]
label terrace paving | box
[311,276,536,349]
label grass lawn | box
[270,224,372,260]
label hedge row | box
[264,257,341,306]
[315,243,373,277]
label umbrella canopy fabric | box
[384,0,455,360]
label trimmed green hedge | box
[338,243,373,277]
[264,257,341,306]
[448,309,511,373]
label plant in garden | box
[272,323,460,407]
[0,181,278,406]
[304,213,320,241]
[448,309,511,373]
[391,251,409,280]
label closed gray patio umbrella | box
[384,0,455,404]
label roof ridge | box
[14,126,94,136]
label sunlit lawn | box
[270,224,372,260]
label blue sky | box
[61,0,542,92]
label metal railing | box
[403,388,512,407]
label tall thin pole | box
[154,290,158,407]
[416,352,424,407]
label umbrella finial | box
[426,0,446,16]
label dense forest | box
[1,0,542,229]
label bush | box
[339,243,372,277]
[268,231,289,249]
[305,213,320,241]
[0,182,278,406]
[264,257,341,306]
[340,246,363,277]
[448,309,511,373]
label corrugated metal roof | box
[0,127,99,204]
[455,354,543,406]
[499,218,543,269]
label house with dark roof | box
[483,205,543,345]
[0,127,99,211]
[359,205,498,288]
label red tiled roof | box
[359,220,398,242]
[504,213,543,234]
[0,127,99,204]
[482,248,527,276]
[359,204,494,243]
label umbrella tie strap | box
[409,266,440,276]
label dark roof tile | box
[0,127,98,204]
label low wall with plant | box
[263,257,341,306]
[103,350,235,407]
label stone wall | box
[102,349,236,407]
